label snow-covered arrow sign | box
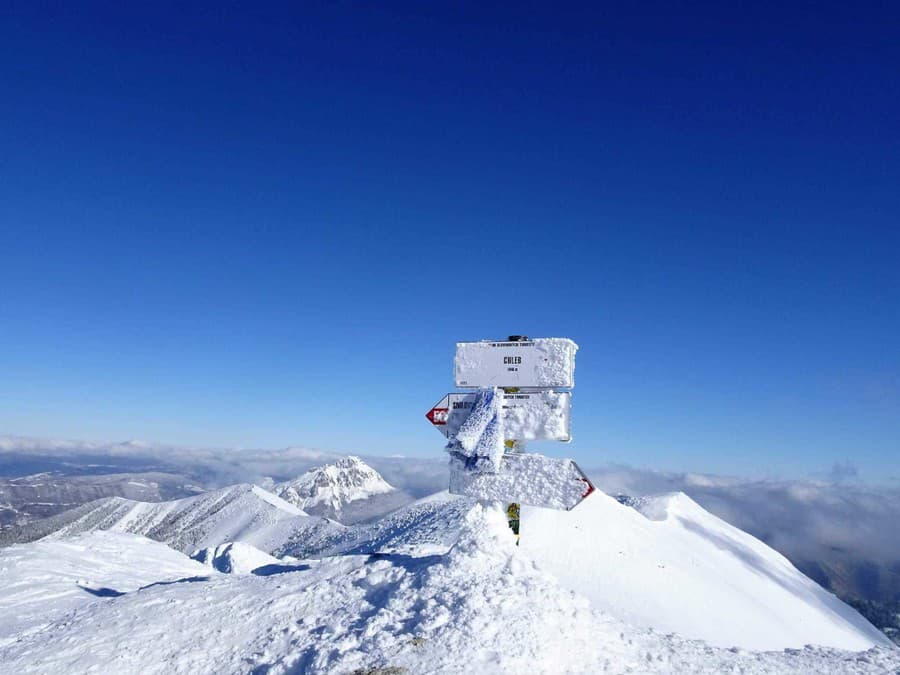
[449,452,595,511]
[426,391,572,442]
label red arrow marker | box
[579,477,596,499]
[426,407,449,425]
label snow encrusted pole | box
[503,335,530,543]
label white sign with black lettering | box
[425,391,571,442]
[454,338,578,388]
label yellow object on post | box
[506,502,520,542]
[503,374,525,542]
[504,426,521,542]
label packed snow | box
[0,531,209,647]
[2,503,898,674]
[190,541,281,574]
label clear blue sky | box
[1,2,898,479]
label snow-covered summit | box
[327,486,893,652]
[522,489,892,651]
[273,456,396,521]
[2,503,898,674]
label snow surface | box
[2,504,898,674]
[190,541,281,574]
[521,490,893,651]
[328,490,473,557]
[0,531,209,647]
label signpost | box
[427,335,594,537]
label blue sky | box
[1,2,898,479]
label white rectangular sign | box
[426,391,572,442]
[454,338,578,388]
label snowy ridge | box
[1,504,898,674]
[3,476,892,656]
[2,484,344,557]
[522,490,892,650]
[326,490,472,556]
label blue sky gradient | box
[1,2,898,478]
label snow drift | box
[522,490,892,650]
[0,531,209,647]
[191,541,281,574]
[1,504,897,674]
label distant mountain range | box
[0,472,204,527]
[0,484,346,558]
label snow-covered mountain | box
[1,503,898,674]
[319,486,892,652]
[0,484,345,557]
[272,456,409,523]
[522,490,891,651]
[2,449,898,674]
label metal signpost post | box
[426,335,595,541]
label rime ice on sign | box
[454,338,578,388]
[426,391,572,442]
[433,335,594,511]
[449,453,594,511]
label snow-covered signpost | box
[426,336,595,539]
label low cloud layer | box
[0,435,449,499]
[585,462,900,598]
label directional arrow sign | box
[426,391,571,442]
[449,451,595,510]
